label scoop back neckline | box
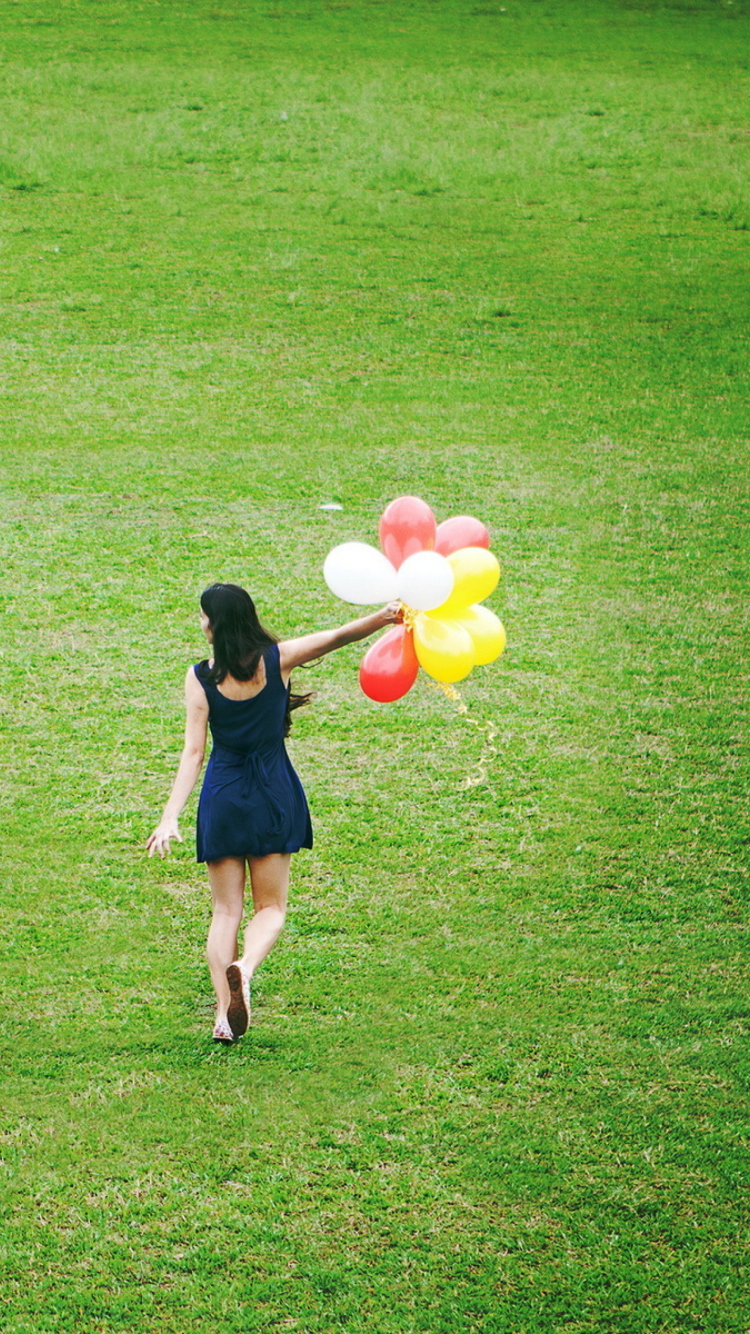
[200,658,268,702]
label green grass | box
[1,0,749,1330]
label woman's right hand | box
[146,816,183,859]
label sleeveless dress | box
[194,644,313,863]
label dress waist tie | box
[239,750,287,840]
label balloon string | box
[425,680,497,789]
[427,679,467,711]
[462,717,498,789]
[400,607,497,788]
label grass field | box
[1,0,749,1330]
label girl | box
[147,583,401,1042]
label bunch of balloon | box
[323,495,507,702]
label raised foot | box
[226,963,250,1038]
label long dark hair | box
[200,583,310,734]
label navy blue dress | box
[194,644,313,863]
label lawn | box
[1,0,748,1330]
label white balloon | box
[396,550,455,611]
[324,542,398,605]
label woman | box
[147,583,401,1043]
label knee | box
[258,903,286,930]
[211,905,243,926]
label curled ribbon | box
[424,679,498,790]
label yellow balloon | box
[413,614,476,683]
[432,547,500,616]
[453,605,507,665]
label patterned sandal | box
[226,962,251,1038]
[212,1018,234,1044]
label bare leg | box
[240,853,291,978]
[206,858,246,1020]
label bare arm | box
[278,603,402,679]
[146,667,209,858]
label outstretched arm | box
[146,668,209,858]
[278,603,402,680]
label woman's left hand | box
[379,601,404,627]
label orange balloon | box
[434,515,490,556]
[379,496,436,569]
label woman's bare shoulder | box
[185,664,209,704]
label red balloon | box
[379,495,436,569]
[434,515,490,556]
[360,625,419,702]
